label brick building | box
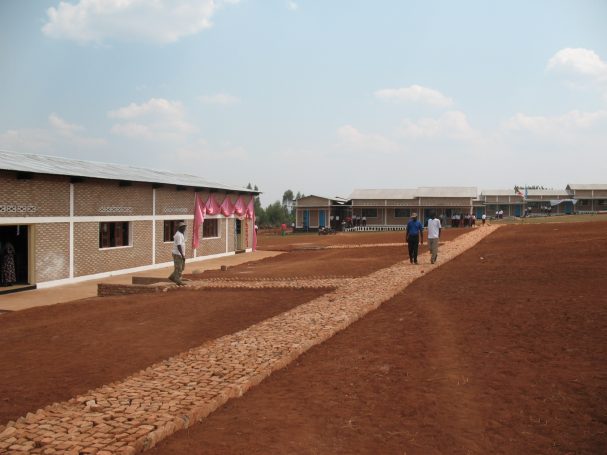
[294,195,349,231]
[349,187,478,227]
[0,151,257,289]
[566,184,607,213]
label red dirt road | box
[151,221,607,454]
[258,228,466,250]
[0,288,326,424]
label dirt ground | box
[150,221,607,454]
[0,288,326,424]
[2,223,605,454]
[257,227,466,250]
[190,245,404,279]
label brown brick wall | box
[385,208,409,225]
[155,187,199,216]
[34,223,70,283]
[73,220,152,276]
[73,180,152,216]
[0,172,70,217]
[419,197,472,206]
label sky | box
[1,0,606,206]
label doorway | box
[235,219,244,252]
[0,225,29,286]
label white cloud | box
[48,113,84,135]
[547,48,607,79]
[375,84,454,108]
[399,111,478,141]
[0,114,105,152]
[108,98,197,141]
[337,125,399,153]
[503,110,607,135]
[287,1,298,11]
[198,93,240,105]
[42,0,239,44]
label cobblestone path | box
[0,226,499,454]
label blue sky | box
[1,0,606,205]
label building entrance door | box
[319,210,326,228]
[235,219,244,252]
[0,225,29,286]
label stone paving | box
[0,226,499,455]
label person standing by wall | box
[427,212,441,264]
[168,222,187,285]
[1,242,16,286]
[406,212,424,265]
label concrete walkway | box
[0,226,498,454]
[0,251,282,312]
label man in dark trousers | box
[406,212,424,264]
[169,221,187,285]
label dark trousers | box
[407,234,419,262]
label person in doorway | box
[168,222,187,286]
[427,212,441,264]
[1,242,16,286]
[362,216,367,227]
[406,213,424,264]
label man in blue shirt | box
[406,212,424,264]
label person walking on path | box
[406,212,423,264]
[169,221,187,285]
[427,212,441,264]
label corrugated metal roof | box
[349,189,417,200]
[480,189,518,196]
[0,150,258,193]
[416,186,477,198]
[350,187,478,199]
[295,194,346,204]
[526,189,569,196]
[566,183,607,190]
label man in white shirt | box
[427,212,441,264]
[169,221,187,285]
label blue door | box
[303,210,309,231]
[319,210,326,228]
[514,205,522,217]
[475,207,484,219]
[564,201,573,214]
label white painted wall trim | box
[152,188,156,264]
[36,250,239,289]
[0,213,238,225]
[69,183,74,279]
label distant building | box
[566,184,607,213]
[0,150,258,289]
[350,187,477,227]
[294,195,349,231]
[295,184,607,232]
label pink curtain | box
[205,194,221,215]
[220,195,235,217]
[192,193,205,250]
[246,196,257,251]
[193,193,257,251]
[234,195,247,216]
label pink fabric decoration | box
[192,193,206,250]
[220,196,235,217]
[246,196,257,251]
[234,195,247,216]
[205,194,221,215]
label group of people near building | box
[450,213,476,227]
[344,215,367,228]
